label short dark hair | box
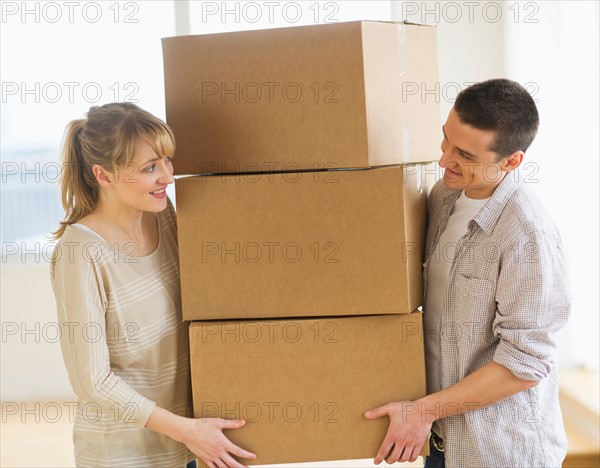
[454,78,539,158]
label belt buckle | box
[431,431,444,452]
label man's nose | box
[439,146,452,168]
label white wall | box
[1,258,76,401]
[392,0,507,122]
[393,1,599,369]
[503,1,599,369]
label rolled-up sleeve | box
[51,238,156,427]
[493,230,571,381]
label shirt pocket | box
[449,274,498,352]
[453,274,497,319]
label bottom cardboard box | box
[189,313,427,466]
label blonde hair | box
[53,103,175,239]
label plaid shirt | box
[424,173,570,468]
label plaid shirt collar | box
[439,172,520,236]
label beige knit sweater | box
[50,199,194,467]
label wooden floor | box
[1,401,76,467]
[560,368,600,468]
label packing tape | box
[397,23,410,159]
[396,23,409,76]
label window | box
[1,1,176,254]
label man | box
[365,79,570,467]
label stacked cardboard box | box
[163,20,440,466]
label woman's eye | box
[165,156,173,163]
[145,164,156,173]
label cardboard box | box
[189,313,427,466]
[176,164,431,321]
[162,21,440,175]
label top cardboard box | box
[162,21,440,175]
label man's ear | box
[500,151,524,172]
[92,165,114,189]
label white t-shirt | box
[424,191,489,396]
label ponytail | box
[52,119,99,239]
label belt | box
[431,431,444,452]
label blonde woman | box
[50,103,255,468]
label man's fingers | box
[364,403,389,420]
[373,437,394,465]
[398,439,422,463]
[407,447,420,463]
[398,443,413,463]
[385,442,404,465]
[407,440,424,462]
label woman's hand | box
[146,406,256,468]
[180,417,256,468]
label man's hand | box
[364,401,432,465]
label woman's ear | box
[92,165,114,189]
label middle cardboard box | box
[176,164,431,321]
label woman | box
[50,102,256,468]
